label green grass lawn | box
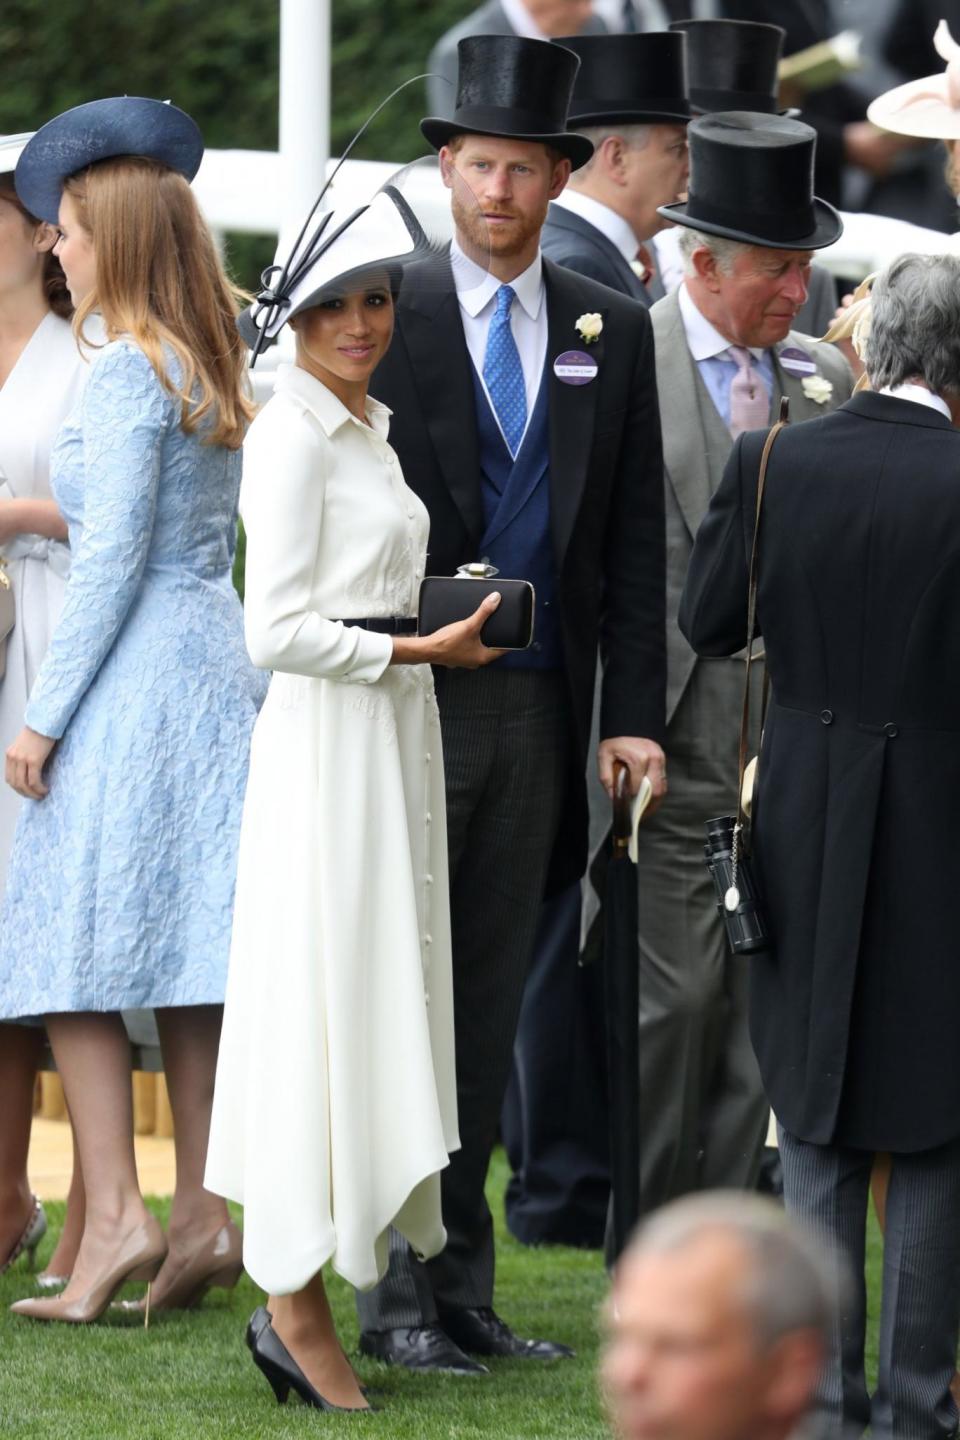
[0,1152,885,1440]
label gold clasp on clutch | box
[0,557,9,591]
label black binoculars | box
[704,815,771,956]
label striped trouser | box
[778,1124,960,1440]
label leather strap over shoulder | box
[737,396,789,838]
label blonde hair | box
[65,156,254,449]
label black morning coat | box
[371,252,667,889]
[679,391,960,1154]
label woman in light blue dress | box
[1,99,265,1324]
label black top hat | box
[557,32,691,128]
[657,111,841,250]
[668,19,785,115]
[421,34,594,169]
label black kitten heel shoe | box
[246,1306,372,1413]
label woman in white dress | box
[205,189,503,1412]
[0,134,87,1284]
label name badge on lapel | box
[553,350,598,386]
[778,346,816,378]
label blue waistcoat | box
[471,364,563,670]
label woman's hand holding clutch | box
[392,592,507,670]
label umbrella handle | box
[612,760,631,859]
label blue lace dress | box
[0,339,266,1017]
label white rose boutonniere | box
[801,373,833,405]
[576,312,603,345]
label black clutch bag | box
[418,564,535,650]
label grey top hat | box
[15,97,203,223]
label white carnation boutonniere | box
[575,312,603,345]
[801,373,833,405]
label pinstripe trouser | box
[356,668,571,1332]
[779,1124,960,1440]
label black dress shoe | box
[359,1324,489,1375]
[246,1306,371,1411]
[438,1306,575,1360]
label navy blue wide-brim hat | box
[15,97,204,223]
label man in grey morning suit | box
[638,113,852,1221]
[425,0,606,118]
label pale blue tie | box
[483,284,527,457]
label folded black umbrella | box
[604,760,640,1264]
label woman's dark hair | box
[0,174,72,319]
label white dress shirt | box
[450,238,549,449]
[879,382,952,420]
[552,188,641,263]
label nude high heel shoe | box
[120,1220,243,1313]
[0,1198,47,1276]
[10,1215,167,1325]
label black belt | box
[335,616,418,635]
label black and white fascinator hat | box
[240,78,493,364]
[241,176,438,360]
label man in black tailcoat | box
[355,33,667,1373]
[499,26,689,1255]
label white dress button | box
[425,874,434,886]
[424,934,433,947]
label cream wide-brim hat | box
[868,21,960,139]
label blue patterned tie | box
[483,284,527,457]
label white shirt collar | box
[276,362,392,439]
[500,0,544,37]
[878,382,952,420]
[678,281,766,364]
[552,189,640,264]
[450,238,545,321]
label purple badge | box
[553,349,598,386]
[778,346,817,378]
